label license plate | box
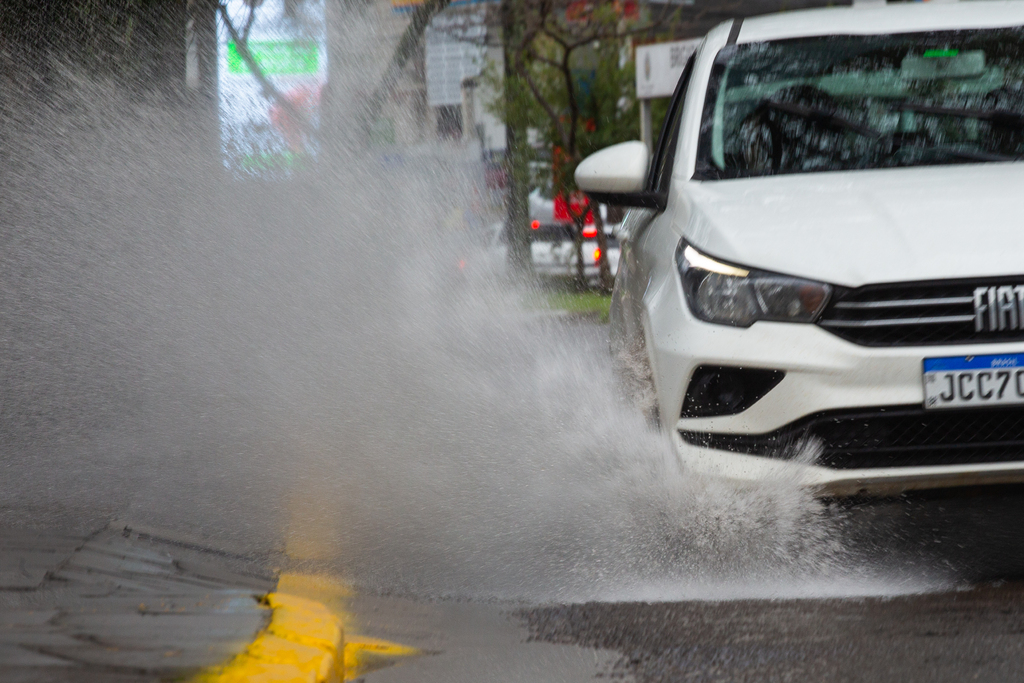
[924,353,1024,409]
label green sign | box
[923,49,960,59]
[227,40,320,75]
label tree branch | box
[241,3,257,42]
[530,53,564,70]
[217,3,316,138]
[367,0,453,116]
[519,48,571,150]
[560,48,578,156]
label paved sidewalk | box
[0,523,275,682]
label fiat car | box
[577,2,1024,496]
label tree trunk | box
[502,0,531,276]
[592,206,612,292]
[572,214,587,291]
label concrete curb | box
[195,591,344,683]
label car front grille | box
[680,406,1024,469]
[818,277,1024,346]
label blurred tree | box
[503,0,677,291]
[217,1,316,138]
[0,0,190,94]
[491,0,852,290]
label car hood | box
[682,164,1024,288]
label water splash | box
[0,15,945,603]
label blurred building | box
[424,3,504,156]
[324,0,503,148]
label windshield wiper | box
[763,101,881,138]
[893,102,1024,128]
[919,146,1021,163]
[945,149,1020,162]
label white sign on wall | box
[635,39,701,100]
[425,9,487,107]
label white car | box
[577,1,1024,497]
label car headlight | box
[676,242,832,327]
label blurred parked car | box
[529,221,620,285]
[528,188,620,285]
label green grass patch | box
[544,291,612,322]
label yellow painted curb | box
[194,592,344,683]
[272,573,423,679]
[344,635,421,680]
[194,573,422,682]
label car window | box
[530,224,574,242]
[647,52,697,194]
[695,27,1024,179]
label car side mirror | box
[575,141,665,210]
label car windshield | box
[695,27,1024,179]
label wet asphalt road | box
[345,488,1024,683]
[351,322,1024,683]
[7,320,1024,682]
[507,374,1024,683]
[521,581,1024,683]
[8,510,1024,683]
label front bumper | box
[647,278,1024,497]
[674,432,1024,498]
